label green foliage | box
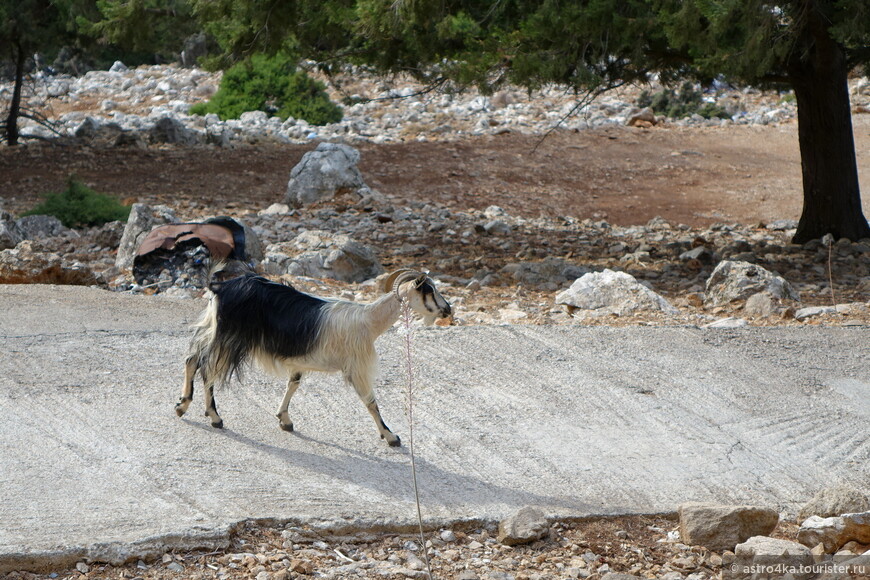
[0,0,78,60]
[637,82,730,119]
[23,177,131,228]
[189,53,343,125]
[86,0,198,60]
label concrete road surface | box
[1,284,868,571]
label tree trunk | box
[788,14,870,243]
[5,40,25,146]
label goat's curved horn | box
[384,268,421,292]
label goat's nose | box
[442,305,452,317]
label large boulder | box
[149,116,204,145]
[0,210,24,250]
[678,502,779,552]
[555,269,678,316]
[704,260,799,308]
[798,485,870,521]
[263,230,383,283]
[15,215,70,240]
[728,536,814,580]
[74,118,135,147]
[797,511,870,553]
[115,204,179,270]
[284,143,368,207]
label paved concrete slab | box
[1,284,869,571]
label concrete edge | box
[0,524,237,575]
[0,511,680,574]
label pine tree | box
[1,0,79,145]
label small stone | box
[627,107,657,127]
[744,291,778,317]
[167,562,184,572]
[440,529,458,542]
[497,506,549,546]
[680,246,714,263]
[75,562,90,574]
[704,316,749,329]
[259,203,291,216]
[289,558,314,574]
[484,220,513,236]
[794,305,837,320]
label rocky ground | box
[5,516,809,580]
[2,168,870,328]
[2,65,870,579]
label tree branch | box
[846,45,870,70]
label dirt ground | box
[4,117,870,225]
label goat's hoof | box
[211,420,224,429]
[175,399,190,417]
[387,436,402,447]
[279,422,294,432]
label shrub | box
[637,82,730,120]
[190,53,343,126]
[23,177,131,228]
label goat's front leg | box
[175,355,198,417]
[276,372,302,432]
[366,400,401,447]
[346,369,401,447]
[203,383,223,428]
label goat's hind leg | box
[276,372,302,432]
[175,355,198,417]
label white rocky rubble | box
[7,62,870,147]
[262,230,383,283]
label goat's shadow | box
[180,418,609,516]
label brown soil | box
[5,117,870,225]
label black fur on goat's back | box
[208,273,327,379]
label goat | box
[174,265,452,446]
